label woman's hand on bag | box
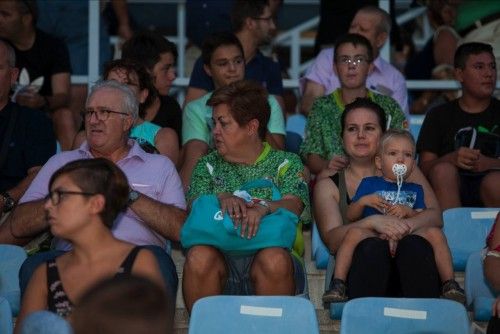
[240,203,268,239]
[218,193,248,228]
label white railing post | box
[88,1,100,88]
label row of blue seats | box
[1,294,472,334]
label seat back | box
[465,251,496,321]
[340,297,470,334]
[443,207,498,270]
[311,223,329,269]
[189,295,319,334]
[18,310,73,334]
[0,245,27,316]
[0,297,13,334]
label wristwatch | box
[1,192,15,212]
[257,200,271,215]
[128,189,140,206]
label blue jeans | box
[19,245,178,305]
[19,311,73,334]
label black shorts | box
[459,172,486,207]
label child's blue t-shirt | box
[352,176,426,218]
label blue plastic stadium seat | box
[311,223,329,269]
[340,297,470,334]
[18,310,73,334]
[0,297,13,334]
[0,245,28,316]
[189,295,319,334]
[465,250,496,321]
[443,207,498,271]
[408,114,425,141]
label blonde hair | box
[378,129,416,157]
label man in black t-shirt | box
[0,0,74,151]
[417,42,500,209]
[0,40,56,223]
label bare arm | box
[111,0,133,40]
[433,28,458,67]
[1,167,40,206]
[180,140,209,192]
[485,214,500,291]
[183,87,208,108]
[155,127,180,166]
[274,95,286,115]
[128,194,187,242]
[0,200,47,245]
[314,177,410,253]
[300,80,324,116]
[15,264,48,334]
[306,153,328,175]
[133,249,167,292]
[48,72,71,110]
[265,131,285,150]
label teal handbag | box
[180,179,299,256]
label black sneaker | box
[322,278,348,304]
[441,279,466,305]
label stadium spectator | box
[0,80,186,309]
[300,33,406,176]
[0,39,56,225]
[417,42,500,209]
[0,0,75,150]
[182,80,308,313]
[184,0,284,109]
[485,213,500,334]
[15,159,165,330]
[180,32,285,189]
[122,31,182,141]
[314,99,442,301]
[300,6,408,116]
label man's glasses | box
[81,108,130,121]
[336,55,369,66]
[46,190,96,206]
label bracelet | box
[257,200,271,215]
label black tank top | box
[46,246,143,318]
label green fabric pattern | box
[300,89,406,161]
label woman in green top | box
[300,33,406,176]
[183,80,309,313]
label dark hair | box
[378,128,416,156]
[334,33,374,63]
[48,159,129,229]
[72,276,171,334]
[231,0,269,32]
[103,59,158,118]
[454,42,494,69]
[122,31,178,72]
[201,31,245,66]
[207,80,270,140]
[341,98,387,135]
[17,0,38,25]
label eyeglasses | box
[81,108,130,121]
[212,57,245,69]
[46,190,96,206]
[336,55,369,66]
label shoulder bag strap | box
[338,170,350,224]
[0,103,18,171]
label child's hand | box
[361,194,389,213]
[386,204,413,219]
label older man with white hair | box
[0,80,186,304]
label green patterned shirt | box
[300,89,407,160]
[187,142,310,224]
